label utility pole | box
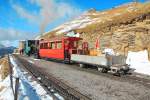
[14,78,19,100]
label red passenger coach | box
[39,37,82,62]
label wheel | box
[101,68,108,73]
[79,64,85,68]
[116,70,125,77]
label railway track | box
[13,55,91,100]
[70,64,150,88]
[20,54,150,89]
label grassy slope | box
[41,2,150,39]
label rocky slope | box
[40,2,150,58]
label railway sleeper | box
[52,85,79,100]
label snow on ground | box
[27,60,34,64]
[10,56,53,100]
[0,75,14,100]
[0,58,14,100]
[126,50,150,75]
[0,65,2,81]
[0,55,53,100]
[32,58,40,61]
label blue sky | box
[0,0,145,47]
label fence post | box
[14,78,19,100]
[8,55,14,94]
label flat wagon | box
[71,54,131,75]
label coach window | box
[74,41,78,48]
[69,41,74,48]
[46,43,49,49]
[64,40,69,46]
[51,42,55,49]
[56,41,62,49]
[43,43,45,49]
[48,42,51,49]
[43,43,48,49]
[40,43,43,49]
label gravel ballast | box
[23,56,150,100]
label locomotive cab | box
[24,40,39,56]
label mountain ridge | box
[38,2,150,58]
[0,46,16,57]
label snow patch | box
[126,50,150,75]
[114,13,121,16]
[33,58,40,61]
[27,60,34,64]
[127,6,138,12]
[103,48,115,55]
[56,16,94,34]
[0,76,14,100]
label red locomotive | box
[39,37,83,63]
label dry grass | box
[0,57,10,80]
[0,86,5,92]
[80,2,150,33]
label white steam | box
[13,0,82,34]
